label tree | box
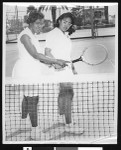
[71,6,84,17]
[71,6,91,26]
[38,5,68,27]
[104,6,109,24]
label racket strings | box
[106,50,115,68]
[81,44,108,65]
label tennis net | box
[3,73,117,143]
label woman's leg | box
[64,88,74,124]
[58,91,65,116]
[59,83,84,134]
[28,96,39,127]
[22,95,28,119]
[26,96,40,140]
[58,83,74,124]
[21,95,29,129]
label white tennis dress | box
[45,27,73,76]
[12,27,54,78]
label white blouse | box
[45,27,72,61]
[12,27,55,78]
[45,27,73,76]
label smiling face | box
[30,18,45,34]
[59,17,72,32]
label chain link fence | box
[6,6,116,42]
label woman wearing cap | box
[45,12,77,75]
[45,12,83,133]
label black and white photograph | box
[2,2,118,144]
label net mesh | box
[4,74,116,143]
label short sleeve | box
[45,32,53,49]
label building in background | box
[4,3,117,41]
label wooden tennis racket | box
[72,44,109,66]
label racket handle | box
[72,57,82,63]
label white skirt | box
[12,58,55,78]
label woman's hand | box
[71,63,78,74]
[56,59,70,67]
[53,64,63,69]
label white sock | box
[31,126,40,139]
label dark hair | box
[66,25,76,35]
[55,12,75,35]
[26,10,44,24]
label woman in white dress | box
[45,13,83,133]
[45,13,77,76]
[12,12,69,78]
[12,11,70,140]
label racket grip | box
[72,58,81,63]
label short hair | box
[26,10,44,24]
[55,12,76,35]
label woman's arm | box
[45,47,63,69]
[45,47,55,58]
[20,34,68,66]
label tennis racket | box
[72,44,109,66]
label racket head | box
[82,44,108,66]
